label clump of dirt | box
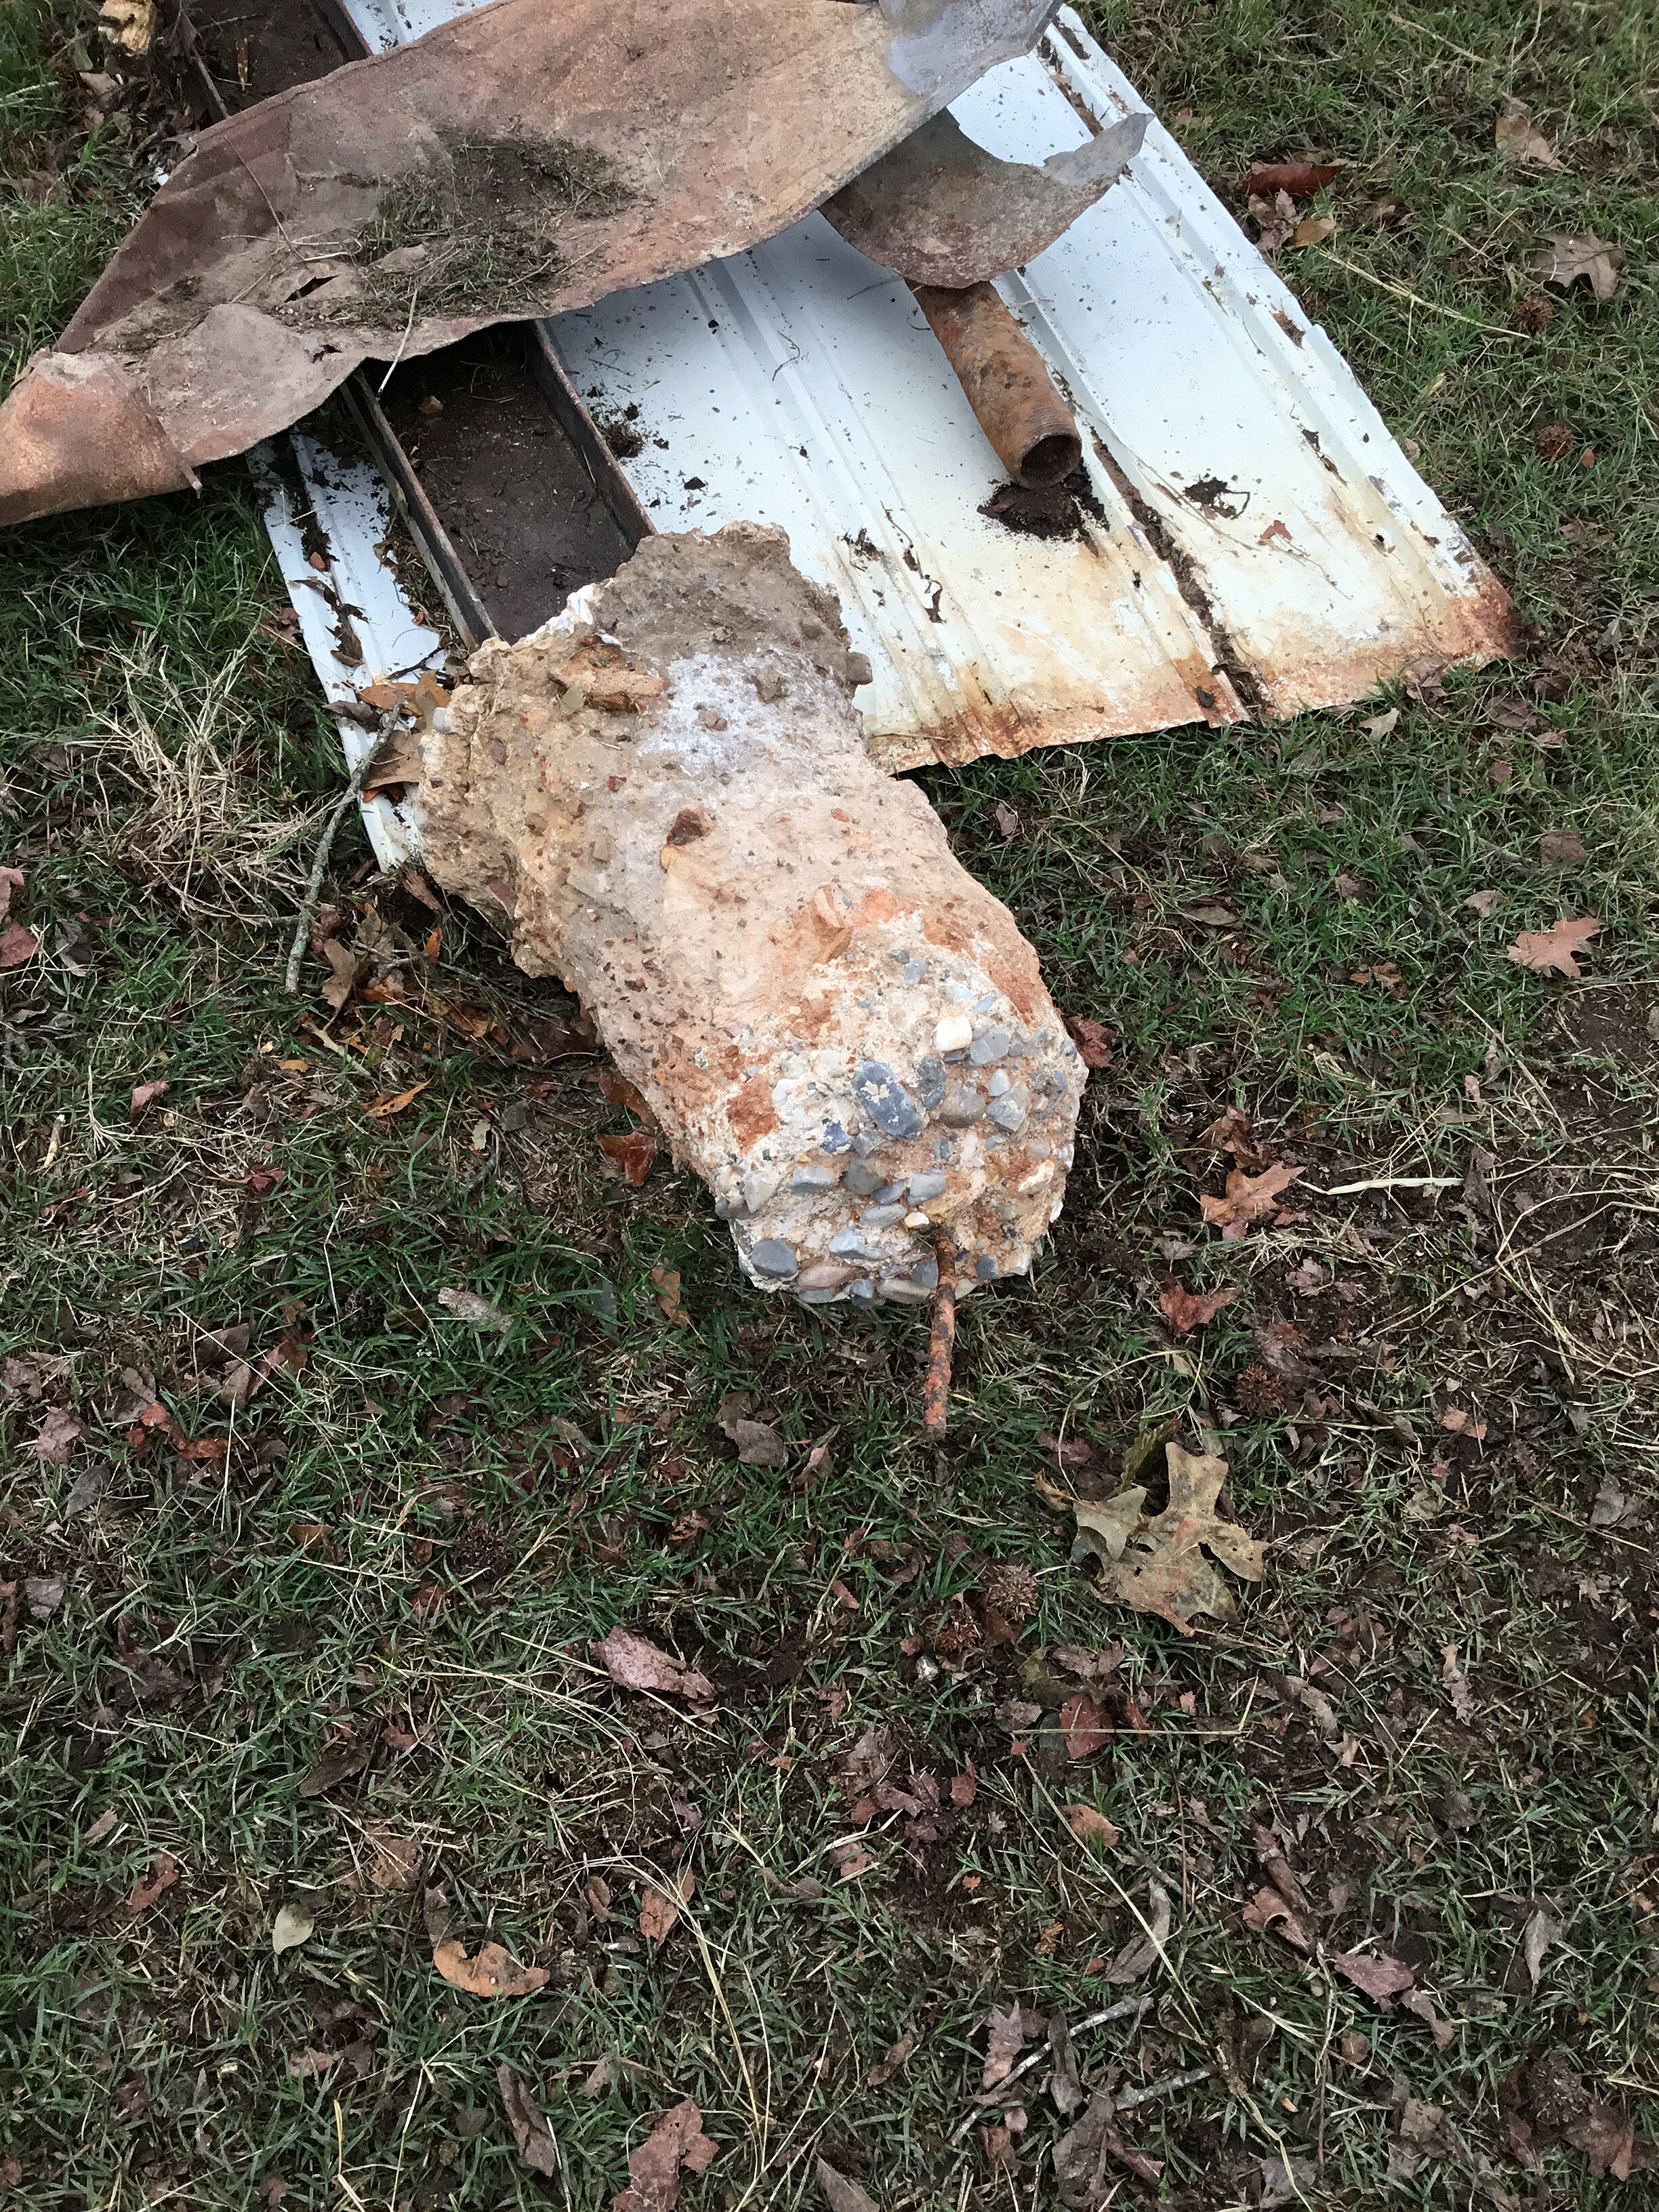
[978,465,1109,541]
[299,131,634,327]
[592,402,646,459]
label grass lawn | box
[2,0,1657,2205]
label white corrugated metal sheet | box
[274,0,1513,790]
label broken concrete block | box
[415,525,1085,1304]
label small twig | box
[378,286,422,394]
[1313,249,1521,340]
[1530,1496,1653,1556]
[283,739,376,995]
[1302,1174,1462,1197]
[1113,2065,1212,2112]
[922,1232,959,1439]
[949,1998,1150,2142]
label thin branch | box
[283,735,377,995]
[949,1999,1150,2142]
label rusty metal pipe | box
[912,281,1082,489]
[922,1234,960,1437]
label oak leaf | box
[1065,1803,1122,1849]
[432,1940,549,1998]
[1075,1441,1264,1635]
[1534,230,1622,300]
[612,2100,717,2212]
[640,1870,694,1944]
[592,1628,716,1704]
[1506,914,1599,977]
[1159,1281,1240,1334]
[1200,1162,1302,1238]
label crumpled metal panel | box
[0,0,1061,523]
[552,9,1515,765]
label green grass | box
[3,0,1658,2205]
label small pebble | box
[878,1277,933,1304]
[749,1238,798,1278]
[851,1129,881,1158]
[847,1279,877,1303]
[873,1181,907,1205]
[987,1068,1011,1097]
[988,1094,1027,1133]
[902,959,926,985]
[914,1054,947,1109]
[903,1209,930,1229]
[909,1258,939,1291]
[819,1121,851,1154]
[861,1204,907,1229]
[854,1060,924,1139]
[907,1169,946,1202]
[830,1227,880,1258]
[935,1012,973,1055]
[937,1082,985,1127]
[798,1261,855,1290]
[844,1161,884,1197]
[791,1164,838,1193]
[970,1027,1010,1066]
[976,1254,999,1279]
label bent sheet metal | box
[0,0,1060,523]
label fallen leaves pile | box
[1059,1436,1265,1634]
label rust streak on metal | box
[922,1233,960,1437]
[912,281,1082,489]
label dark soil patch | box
[184,0,348,110]
[382,330,634,642]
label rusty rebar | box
[912,280,1082,488]
[922,1233,959,1437]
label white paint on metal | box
[293,0,1511,782]
[250,434,443,869]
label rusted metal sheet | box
[822,102,1145,287]
[0,0,1061,525]
[554,11,1515,766]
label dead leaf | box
[363,720,424,795]
[30,1408,84,1464]
[1158,1280,1240,1334]
[1566,2100,1643,2182]
[1540,829,1584,865]
[1332,870,1365,901]
[640,1870,694,1944]
[0,866,22,918]
[319,939,360,1014]
[364,1831,421,1891]
[994,800,1021,840]
[432,1939,549,1999]
[1242,1886,1316,1952]
[1534,230,1623,301]
[1290,213,1335,247]
[598,1129,657,1187]
[950,1766,978,1808]
[1506,914,1600,978]
[129,1079,169,1119]
[1249,185,1300,251]
[24,1573,64,1622]
[716,1391,789,1469]
[982,2004,1029,2089]
[1064,1803,1122,1850]
[436,1286,512,1332]
[271,1901,315,1956]
[367,1080,429,1118]
[1200,1162,1303,1240]
[1333,1948,1415,2004]
[612,2100,718,2212]
[1464,889,1502,918]
[1495,102,1562,168]
[0,921,38,968]
[1522,1906,1560,1987]
[499,2064,560,2177]
[1363,707,1400,739]
[1439,1642,1475,1723]
[85,1809,117,1846]
[298,1740,373,1797]
[651,1264,692,1328]
[817,2158,878,2212]
[1243,161,1338,199]
[1064,1015,1114,1069]
[828,1841,874,1880]
[592,1627,716,1704]
[286,2047,341,2081]
[1105,1883,1172,1982]
[866,2034,914,2089]
[1401,1988,1454,2049]
[127,1853,180,1912]
[1058,1694,1111,1759]
[1055,2089,1166,2194]
[1080,1440,1264,1635]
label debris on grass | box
[432,1939,550,1998]
[1243,161,1338,199]
[1200,1161,1303,1239]
[1158,1280,1240,1333]
[0,865,37,967]
[982,2004,1034,2089]
[1058,1694,1111,1759]
[1506,914,1600,977]
[613,2100,718,2212]
[127,1853,179,1913]
[866,2033,914,2088]
[640,1870,694,1944]
[498,2065,561,2177]
[128,1078,168,1118]
[1064,1804,1122,1849]
[1067,1439,1265,1633]
[270,1900,315,1957]
[716,1392,790,1469]
[597,1128,657,1186]
[1334,1947,1416,2004]
[592,1628,716,1704]
[1104,1883,1171,1983]
[1495,102,1563,169]
[1054,2087,1165,2193]
[30,1408,85,1464]
[1533,229,1623,300]
[816,2159,878,2212]
[435,1286,513,1332]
